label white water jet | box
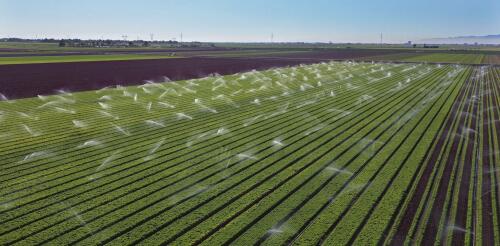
[21,124,41,137]
[98,102,111,110]
[268,228,284,234]
[158,102,176,109]
[37,95,48,101]
[243,114,263,127]
[145,120,165,128]
[272,138,285,148]
[54,107,76,114]
[38,101,62,109]
[346,83,359,90]
[54,95,75,104]
[446,225,473,235]
[236,153,258,161]
[98,95,112,101]
[231,89,243,96]
[56,89,73,95]
[216,127,229,135]
[142,87,153,94]
[98,110,119,120]
[146,102,152,112]
[77,140,102,148]
[300,83,314,91]
[149,138,166,154]
[358,94,374,104]
[17,112,38,120]
[123,90,134,98]
[326,165,353,176]
[112,124,130,136]
[182,86,197,94]
[72,120,87,128]
[176,113,193,120]
[304,124,325,136]
[251,99,261,105]
[22,151,49,162]
[95,151,120,172]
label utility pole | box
[271,33,274,43]
[150,33,154,41]
[180,32,183,43]
[380,33,383,45]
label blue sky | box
[1,0,499,43]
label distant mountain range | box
[419,34,500,45]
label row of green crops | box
[0,61,487,245]
[402,53,485,64]
[386,66,500,245]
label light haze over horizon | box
[1,0,499,43]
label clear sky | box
[1,0,499,43]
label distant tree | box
[59,40,66,47]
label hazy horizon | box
[1,0,499,43]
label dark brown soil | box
[0,57,330,99]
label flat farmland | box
[482,55,500,64]
[402,53,485,64]
[1,61,499,245]
[0,54,179,65]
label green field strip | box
[223,67,458,244]
[486,68,500,244]
[0,63,378,169]
[384,67,475,244]
[0,62,378,160]
[284,67,466,246]
[417,70,478,245]
[402,53,485,64]
[203,66,458,245]
[444,71,481,245]
[43,65,432,244]
[0,62,422,243]
[385,66,500,245]
[28,66,442,244]
[410,72,474,243]
[0,64,398,209]
[346,67,470,245]
[0,64,382,204]
[150,66,450,246]
[0,66,402,244]
[0,54,179,65]
[2,61,495,245]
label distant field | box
[187,50,310,58]
[482,55,500,64]
[402,53,485,64]
[362,53,422,61]
[0,54,178,65]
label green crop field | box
[402,53,485,64]
[0,54,179,65]
[1,61,499,245]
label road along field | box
[0,61,498,245]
